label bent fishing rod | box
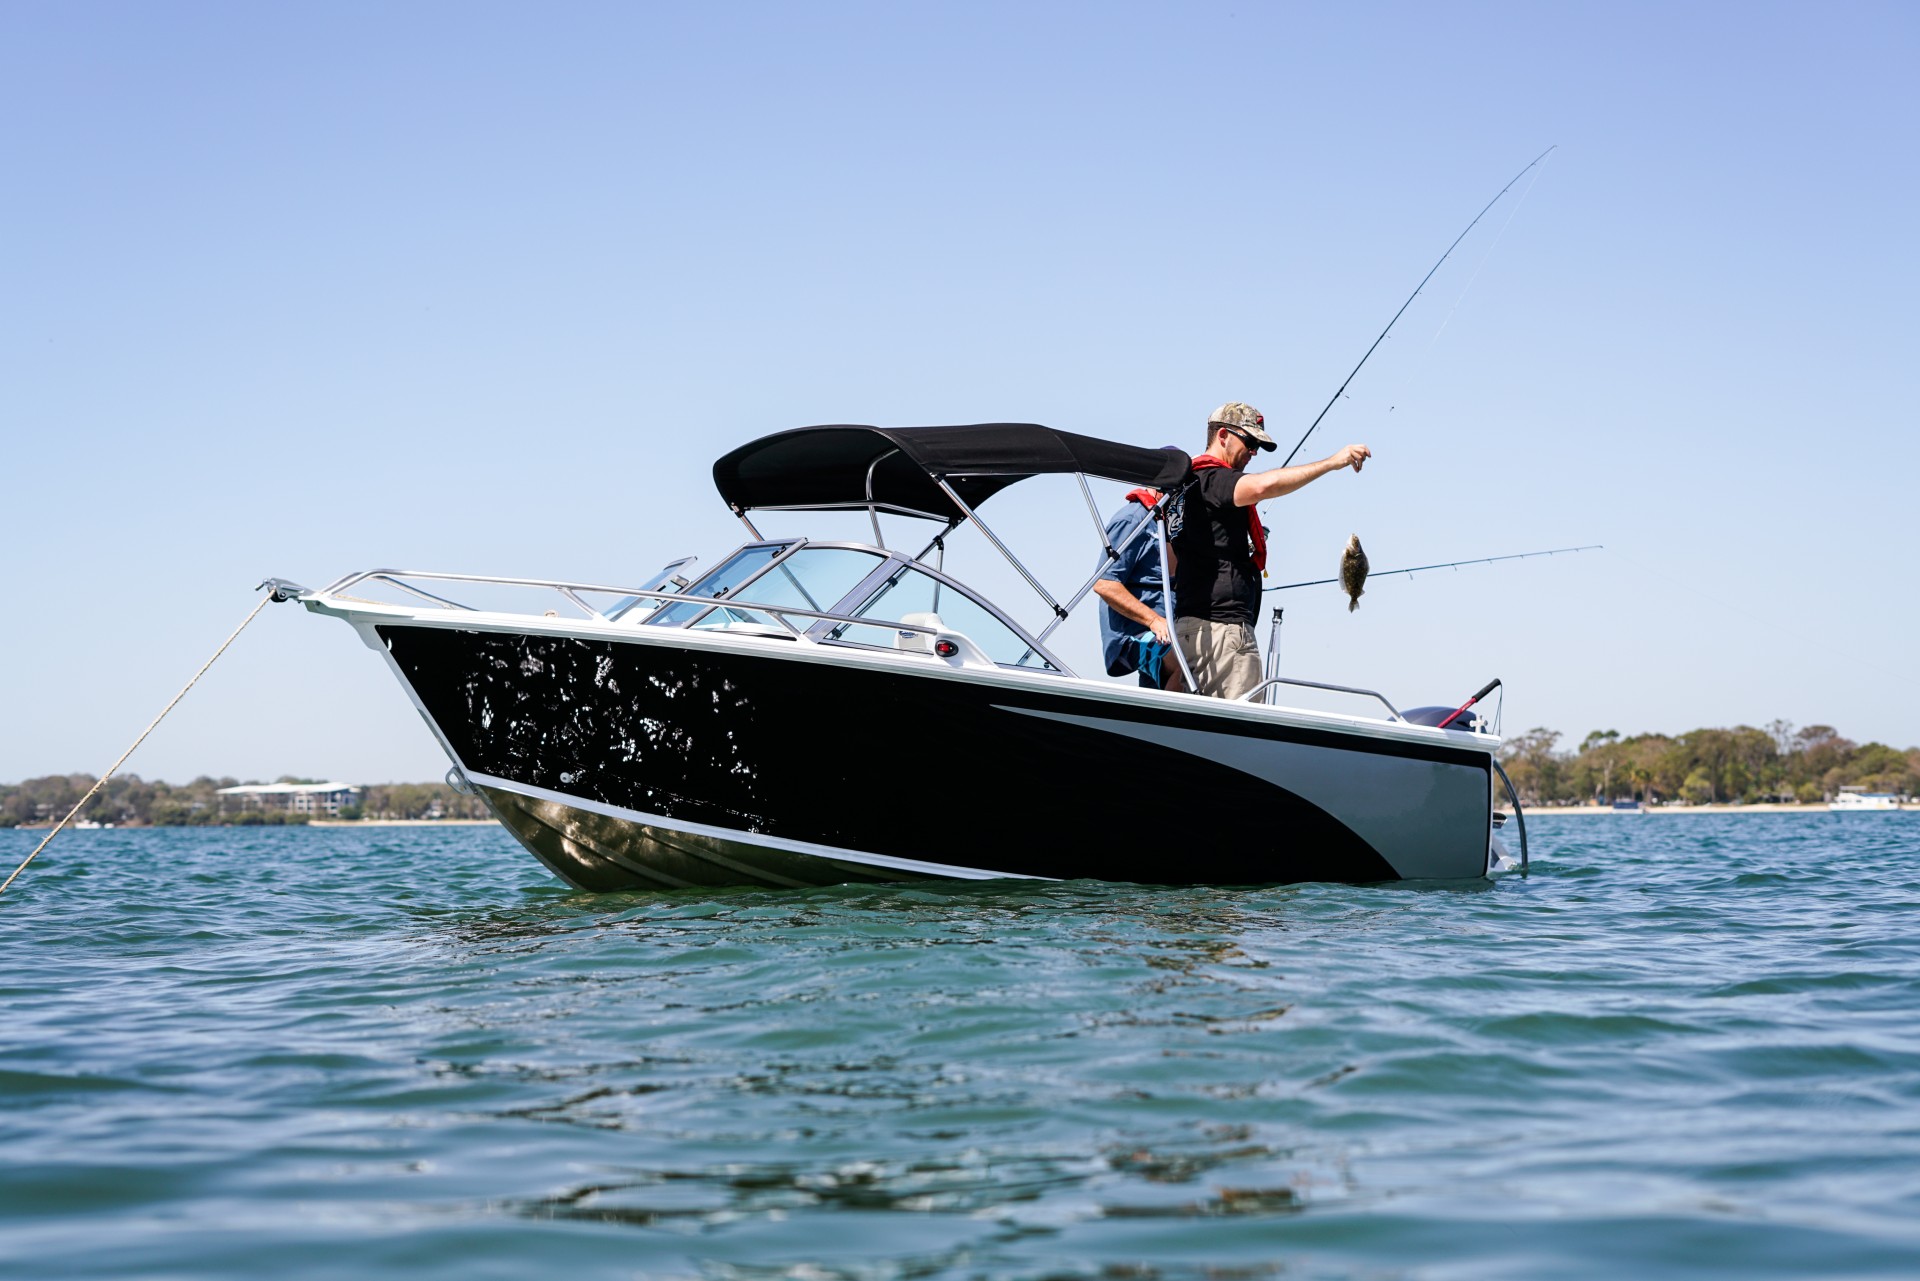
[1268,543,1602,592]
[1281,145,1556,468]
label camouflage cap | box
[1207,402,1276,452]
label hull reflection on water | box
[478,783,935,892]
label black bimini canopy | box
[712,424,1192,521]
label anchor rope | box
[0,593,273,898]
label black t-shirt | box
[1168,467,1260,624]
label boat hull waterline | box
[374,622,1497,890]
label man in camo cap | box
[1164,403,1371,699]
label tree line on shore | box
[9,719,1915,824]
[1498,721,1919,807]
[0,775,490,827]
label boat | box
[1829,790,1904,812]
[267,422,1526,890]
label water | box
[4,816,1918,1280]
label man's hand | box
[1236,444,1375,505]
[1093,579,1170,645]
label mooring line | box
[0,592,274,898]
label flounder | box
[1340,534,1369,612]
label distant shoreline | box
[11,818,498,830]
[1528,803,1907,815]
[307,819,495,827]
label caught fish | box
[1340,534,1369,612]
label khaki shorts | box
[1173,617,1263,701]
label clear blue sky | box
[4,1,1915,784]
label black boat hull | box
[378,623,1494,890]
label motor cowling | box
[1401,705,1480,732]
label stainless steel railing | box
[314,568,951,641]
[1237,676,1403,722]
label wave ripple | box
[3,816,1919,1279]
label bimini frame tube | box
[935,477,1066,621]
[1265,607,1283,704]
[1037,500,1160,645]
[1074,473,1109,547]
[910,519,959,567]
[863,449,900,549]
[1157,507,1197,692]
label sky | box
[3,1,1916,785]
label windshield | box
[647,544,887,631]
[639,542,1053,670]
[730,547,885,615]
[645,544,791,627]
[835,563,1054,669]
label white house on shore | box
[216,782,362,818]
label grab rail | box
[1237,676,1403,722]
[317,569,934,639]
[1492,759,1529,874]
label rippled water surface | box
[4,816,1919,1279]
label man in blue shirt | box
[1092,489,1172,688]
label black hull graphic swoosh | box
[378,625,1485,887]
[1000,707,1491,880]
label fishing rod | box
[1281,145,1557,468]
[1268,543,1602,592]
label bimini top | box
[711,423,1192,521]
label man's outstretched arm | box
[1233,444,1371,507]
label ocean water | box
[3,816,1918,1280]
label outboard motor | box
[1401,705,1481,733]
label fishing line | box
[0,592,272,898]
[1428,152,1552,347]
[1281,145,1557,468]
[1358,152,1556,433]
[1268,543,1602,592]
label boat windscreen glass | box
[645,543,792,627]
[835,564,1056,670]
[678,547,890,633]
[726,547,886,615]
